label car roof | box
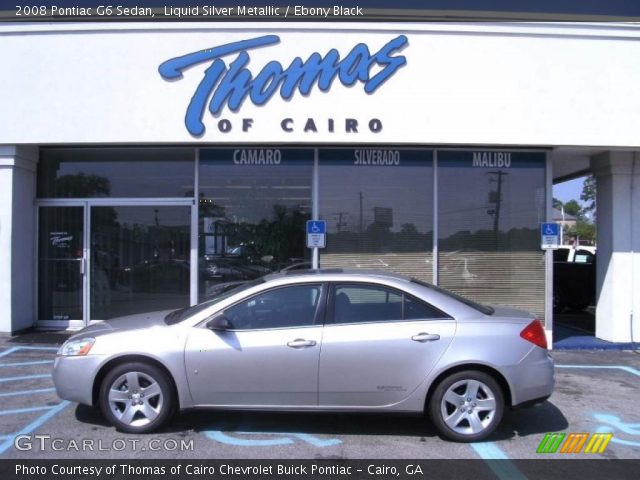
[263,268,413,283]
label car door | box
[318,283,456,407]
[185,283,325,406]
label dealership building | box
[0,14,638,345]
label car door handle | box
[411,333,440,342]
[286,339,317,348]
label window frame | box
[326,282,452,326]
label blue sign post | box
[540,223,560,249]
[306,220,326,248]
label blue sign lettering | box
[158,35,408,136]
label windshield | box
[164,279,264,325]
[410,278,495,315]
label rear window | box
[410,278,495,315]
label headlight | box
[58,337,95,356]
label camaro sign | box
[158,35,408,136]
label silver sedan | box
[53,270,554,442]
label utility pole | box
[486,170,508,248]
[359,192,363,234]
[333,212,348,233]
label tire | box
[99,362,175,434]
[428,370,504,442]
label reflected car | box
[53,270,554,442]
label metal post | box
[312,148,319,269]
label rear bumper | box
[504,349,555,406]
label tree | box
[563,199,583,220]
[553,197,564,210]
[580,175,596,216]
[566,221,596,245]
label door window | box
[223,284,322,330]
[331,284,446,324]
[38,206,84,321]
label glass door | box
[89,205,191,321]
[37,205,87,329]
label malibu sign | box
[158,35,408,136]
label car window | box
[404,294,449,320]
[553,249,569,262]
[223,284,322,330]
[575,250,595,264]
[164,279,264,325]
[332,284,447,324]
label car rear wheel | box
[99,362,174,433]
[428,370,504,442]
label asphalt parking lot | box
[1,337,639,463]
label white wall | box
[0,146,37,333]
[0,22,639,146]
[592,152,640,343]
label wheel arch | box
[424,363,513,410]
[92,355,180,408]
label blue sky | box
[554,176,587,206]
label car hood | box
[73,310,175,337]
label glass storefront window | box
[198,148,313,301]
[437,150,546,318]
[319,149,434,282]
[38,148,194,198]
[90,206,191,320]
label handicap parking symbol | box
[203,426,341,448]
[593,413,640,448]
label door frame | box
[35,198,196,329]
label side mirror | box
[206,313,231,331]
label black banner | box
[3,459,640,480]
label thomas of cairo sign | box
[158,35,408,136]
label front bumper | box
[53,354,107,406]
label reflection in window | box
[224,285,321,329]
[319,149,433,282]
[90,206,191,320]
[198,148,313,301]
[38,148,194,198]
[438,151,546,319]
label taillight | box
[520,320,548,349]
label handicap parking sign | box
[306,220,326,248]
[540,222,559,250]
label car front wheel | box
[428,370,504,442]
[99,362,174,433]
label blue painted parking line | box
[0,346,58,362]
[0,360,54,367]
[0,401,71,455]
[0,406,55,417]
[0,348,20,359]
[471,442,528,480]
[556,364,640,377]
[0,388,56,398]
[205,430,294,446]
[9,346,59,351]
[204,427,342,447]
[0,346,70,456]
[0,374,51,383]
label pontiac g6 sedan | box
[53,270,554,442]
